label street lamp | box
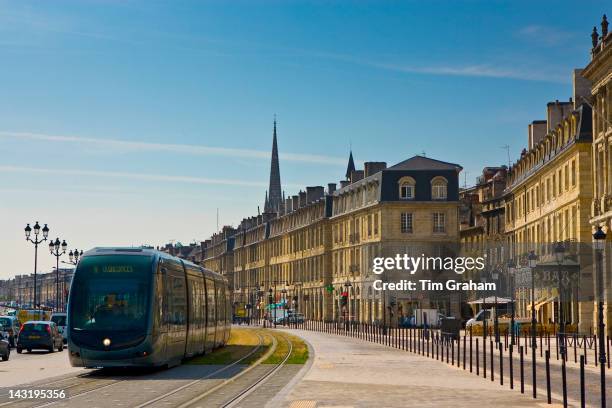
[67,249,83,265]
[344,279,352,330]
[528,249,538,399]
[49,238,67,312]
[507,259,516,345]
[491,269,500,343]
[553,241,566,360]
[25,222,49,308]
[593,226,607,408]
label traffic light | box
[340,291,348,307]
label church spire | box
[264,118,282,213]
[345,150,355,180]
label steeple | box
[264,118,282,213]
[345,150,355,180]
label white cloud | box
[516,25,576,47]
[0,165,267,187]
[0,131,346,166]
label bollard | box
[483,335,487,379]
[520,345,525,394]
[580,355,585,408]
[476,338,480,375]
[490,340,494,382]
[509,345,514,389]
[561,356,568,408]
[545,350,551,404]
[452,339,455,366]
[470,335,473,372]
[499,343,503,386]
[462,335,466,369]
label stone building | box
[166,121,464,324]
[504,70,595,332]
[0,269,74,311]
[583,14,612,334]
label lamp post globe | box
[24,221,49,309]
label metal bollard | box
[509,345,514,389]
[490,340,494,382]
[520,345,525,394]
[499,343,503,386]
[476,338,480,376]
[545,350,551,404]
[580,355,585,408]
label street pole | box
[593,226,607,408]
[528,250,538,399]
[49,238,67,312]
[25,222,49,309]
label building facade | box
[584,14,612,334]
[504,72,595,332]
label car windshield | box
[22,323,48,332]
[69,255,152,332]
[51,316,66,326]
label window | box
[431,177,448,200]
[398,176,416,200]
[433,212,446,233]
[400,213,413,233]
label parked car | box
[465,310,491,328]
[287,313,305,324]
[16,321,64,353]
[0,315,21,348]
[50,313,67,343]
[0,332,9,361]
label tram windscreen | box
[69,255,152,335]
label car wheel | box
[58,344,63,352]
[16,347,22,354]
[1,353,8,361]
[26,348,31,353]
[48,346,54,353]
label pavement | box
[274,329,549,408]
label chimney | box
[292,195,299,211]
[285,197,293,213]
[257,214,263,225]
[306,186,324,203]
[546,100,573,132]
[262,212,275,222]
[339,180,350,188]
[572,69,592,109]
[528,120,547,149]
[364,162,387,177]
[298,191,307,208]
[327,183,337,195]
[350,170,364,183]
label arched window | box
[431,176,448,200]
[398,176,416,200]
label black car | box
[16,321,64,353]
[0,332,9,361]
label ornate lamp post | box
[528,250,538,399]
[553,242,567,359]
[49,238,67,312]
[67,249,83,265]
[24,222,49,309]
[491,269,500,343]
[507,259,516,346]
[344,279,352,330]
[593,226,607,408]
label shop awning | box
[468,296,513,305]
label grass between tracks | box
[187,328,271,365]
[263,332,309,365]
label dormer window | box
[398,176,416,200]
[431,176,448,200]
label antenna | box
[463,171,468,188]
[501,145,510,168]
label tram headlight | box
[102,338,111,347]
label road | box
[0,348,84,388]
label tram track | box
[134,330,270,408]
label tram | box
[67,247,230,368]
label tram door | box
[164,260,187,362]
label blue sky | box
[0,0,606,278]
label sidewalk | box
[273,329,543,408]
